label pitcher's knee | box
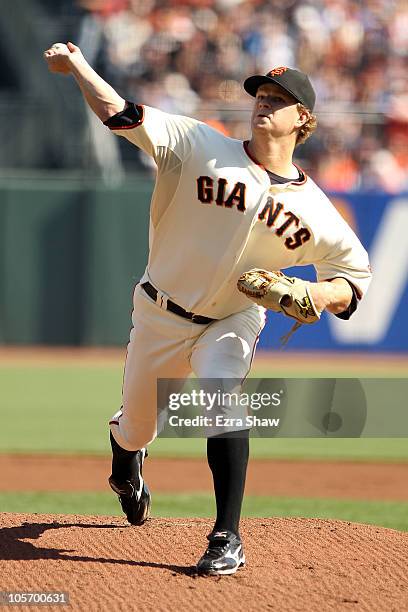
[110,420,157,451]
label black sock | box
[207,430,249,538]
[110,432,138,482]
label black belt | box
[141,282,216,325]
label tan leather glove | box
[237,269,320,324]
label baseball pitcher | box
[44,42,372,576]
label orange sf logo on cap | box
[268,67,288,76]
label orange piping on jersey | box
[241,329,262,384]
[107,104,145,130]
[292,163,308,186]
[243,141,308,185]
[243,140,266,170]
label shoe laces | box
[205,537,230,558]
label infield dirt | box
[1,513,407,611]
[1,454,408,500]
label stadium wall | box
[0,177,406,351]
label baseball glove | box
[237,269,320,325]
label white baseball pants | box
[109,284,265,451]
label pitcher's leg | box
[207,429,249,536]
[109,434,151,526]
[193,306,264,574]
[110,320,191,452]
[109,291,193,525]
[110,431,138,482]
[191,305,264,380]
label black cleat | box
[109,448,151,525]
[196,530,245,576]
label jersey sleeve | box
[104,102,198,163]
[313,213,372,319]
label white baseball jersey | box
[106,104,371,320]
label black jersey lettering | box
[258,197,283,227]
[276,211,299,237]
[197,176,214,203]
[285,227,311,250]
[224,182,246,211]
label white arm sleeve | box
[314,214,372,300]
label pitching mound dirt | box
[1,514,407,611]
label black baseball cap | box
[244,67,316,111]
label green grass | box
[152,438,408,461]
[0,366,121,454]
[1,364,408,460]
[1,492,407,531]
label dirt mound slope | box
[1,514,407,611]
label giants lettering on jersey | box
[258,196,311,250]
[197,176,246,211]
[196,176,310,251]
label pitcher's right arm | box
[44,42,126,121]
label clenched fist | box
[43,42,83,75]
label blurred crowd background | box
[0,0,407,192]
